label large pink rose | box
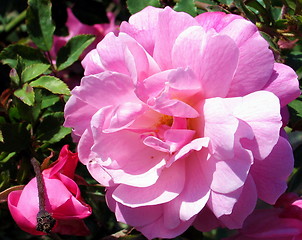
[8,145,92,236]
[64,6,300,239]
[225,193,302,240]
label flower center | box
[158,114,173,127]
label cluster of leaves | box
[0,0,118,239]
[0,0,302,240]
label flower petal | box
[153,7,199,70]
[96,32,160,82]
[138,214,195,240]
[218,175,257,229]
[197,12,275,97]
[103,102,147,133]
[106,187,163,227]
[203,145,252,194]
[198,98,239,159]
[227,31,274,96]
[195,11,242,32]
[172,26,239,98]
[64,95,98,136]
[70,72,136,110]
[112,160,185,207]
[263,63,300,107]
[251,136,294,204]
[120,6,163,55]
[90,110,168,187]
[8,190,43,235]
[164,153,210,224]
[82,49,105,76]
[233,91,282,159]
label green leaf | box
[21,63,50,83]
[56,34,95,71]
[46,126,72,144]
[0,44,48,68]
[26,0,55,51]
[174,0,197,16]
[260,31,279,52]
[14,83,35,106]
[283,0,297,10]
[16,55,26,79]
[0,170,10,191]
[275,19,288,29]
[246,1,272,24]
[30,76,70,95]
[234,0,257,23]
[126,0,160,14]
[37,112,71,144]
[41,94,60,109]
[0,152,16,164]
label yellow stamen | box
[158,115,173,127]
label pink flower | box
[8,145,92,236]
[225,193,302,240]
[64,6,300,239]
[51,8,119,89]
[51,8,119,60]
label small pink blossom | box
[8,145,92,236]
[51,8,119,60]
[225,193,302,240]
[51,9,119,89]
[64,6,300,239]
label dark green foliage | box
[56,34,95,71]
[127,0,161,14]
[26,0,55,51]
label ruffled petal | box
[153,7,199,70]
[135,68,201,117]
[90,110,168,187]
[198,97,239,159]
[164,153,210,225]
[172,26,239,98]
[120,6,163,55]
[167,137,209,167]
[96,32,160,82]
[251,136,294,204]
[102,102,147,133]
[233,91,282,159]
[8,190,43,235]
[203,145,252,194]
[195,11,242,32]
[263,63,300,107]
[218,175,257,229]
[82,49,105,76]
[71,72,136,110]
[193,206,221,232]
[106,186,163,227]
[137,214,195,240]
[233,208,302,238]
[196,12,275,97]
[227,31,274,96]
[64,95,98,136]
[112,160,185,207]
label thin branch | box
[30,158,56,234]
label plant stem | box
[30,158,56,234]
[4,10,27,33]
